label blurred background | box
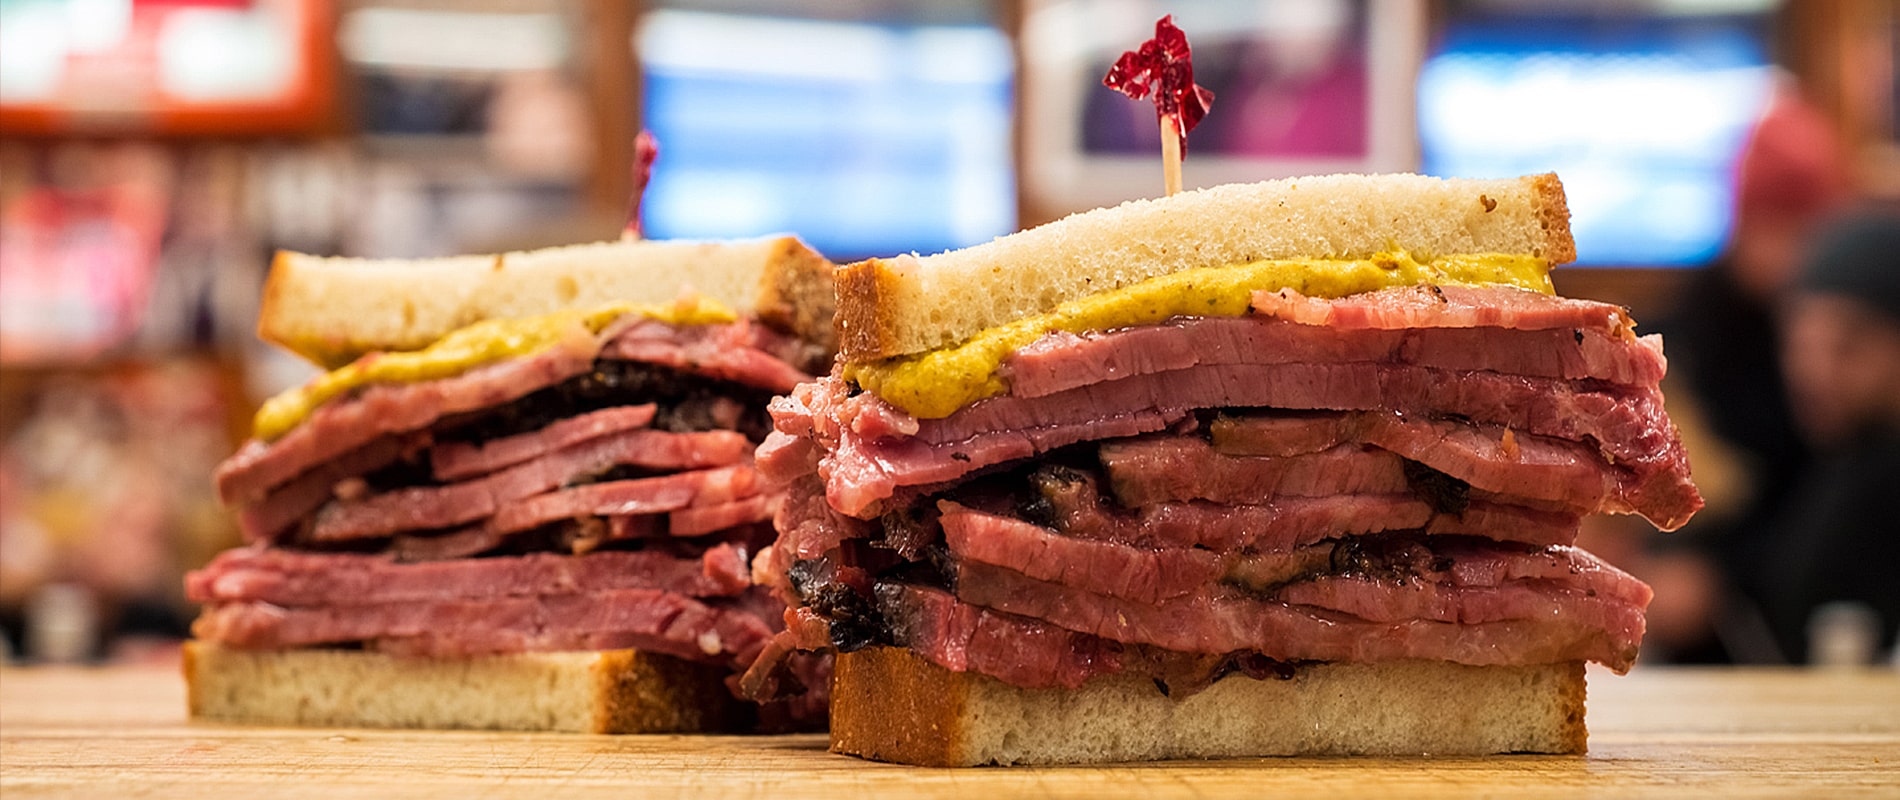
[0,0,1895,666]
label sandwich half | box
[188,235,834,733]
[744,173,1699,764]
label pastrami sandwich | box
[743,173,1700,764]
[188,236,835,732]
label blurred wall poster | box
[1020,0,1424,216]
[0,143,169,364]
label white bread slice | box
[183,641,745,733]
[260,236,836,369]
[837,173,1574,362]
[830,647,1586,766]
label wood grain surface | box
[2,657,1896,798]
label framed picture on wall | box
[1018,0,1425,221]
[0,0,339,137]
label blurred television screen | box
[638,10,1015,261]
[1419,13,1776,267]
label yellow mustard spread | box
[843,251,1552,419]
[252,296,737,442]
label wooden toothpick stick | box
[1161,116,1183,197]
[621,131,660,242]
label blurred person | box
[1639,82,1850,663]
[1211,0,1367,158]
[1757,209,1900,664]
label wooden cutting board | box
[3,659,1897,798]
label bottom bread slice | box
[183,641,746,733]
[831,647,1587,766]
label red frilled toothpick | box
[1103,15,1214,196]
[621,130,661,241]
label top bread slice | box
[261,235,836,369]
[836,173,1575,363]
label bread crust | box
[753,235,840,354]
[833,256,906,365]
[184,641,747,733]
[831,647,1587,766]
[1529,172,1578,264]
[828,640,971,766]
[588,648,753,734]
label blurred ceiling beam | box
[1782,0,1898,198]
[584,0,638,223]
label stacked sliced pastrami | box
[193,312,826,700]
[744,285,1698,697]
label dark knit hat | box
[1797,209,1900,324]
